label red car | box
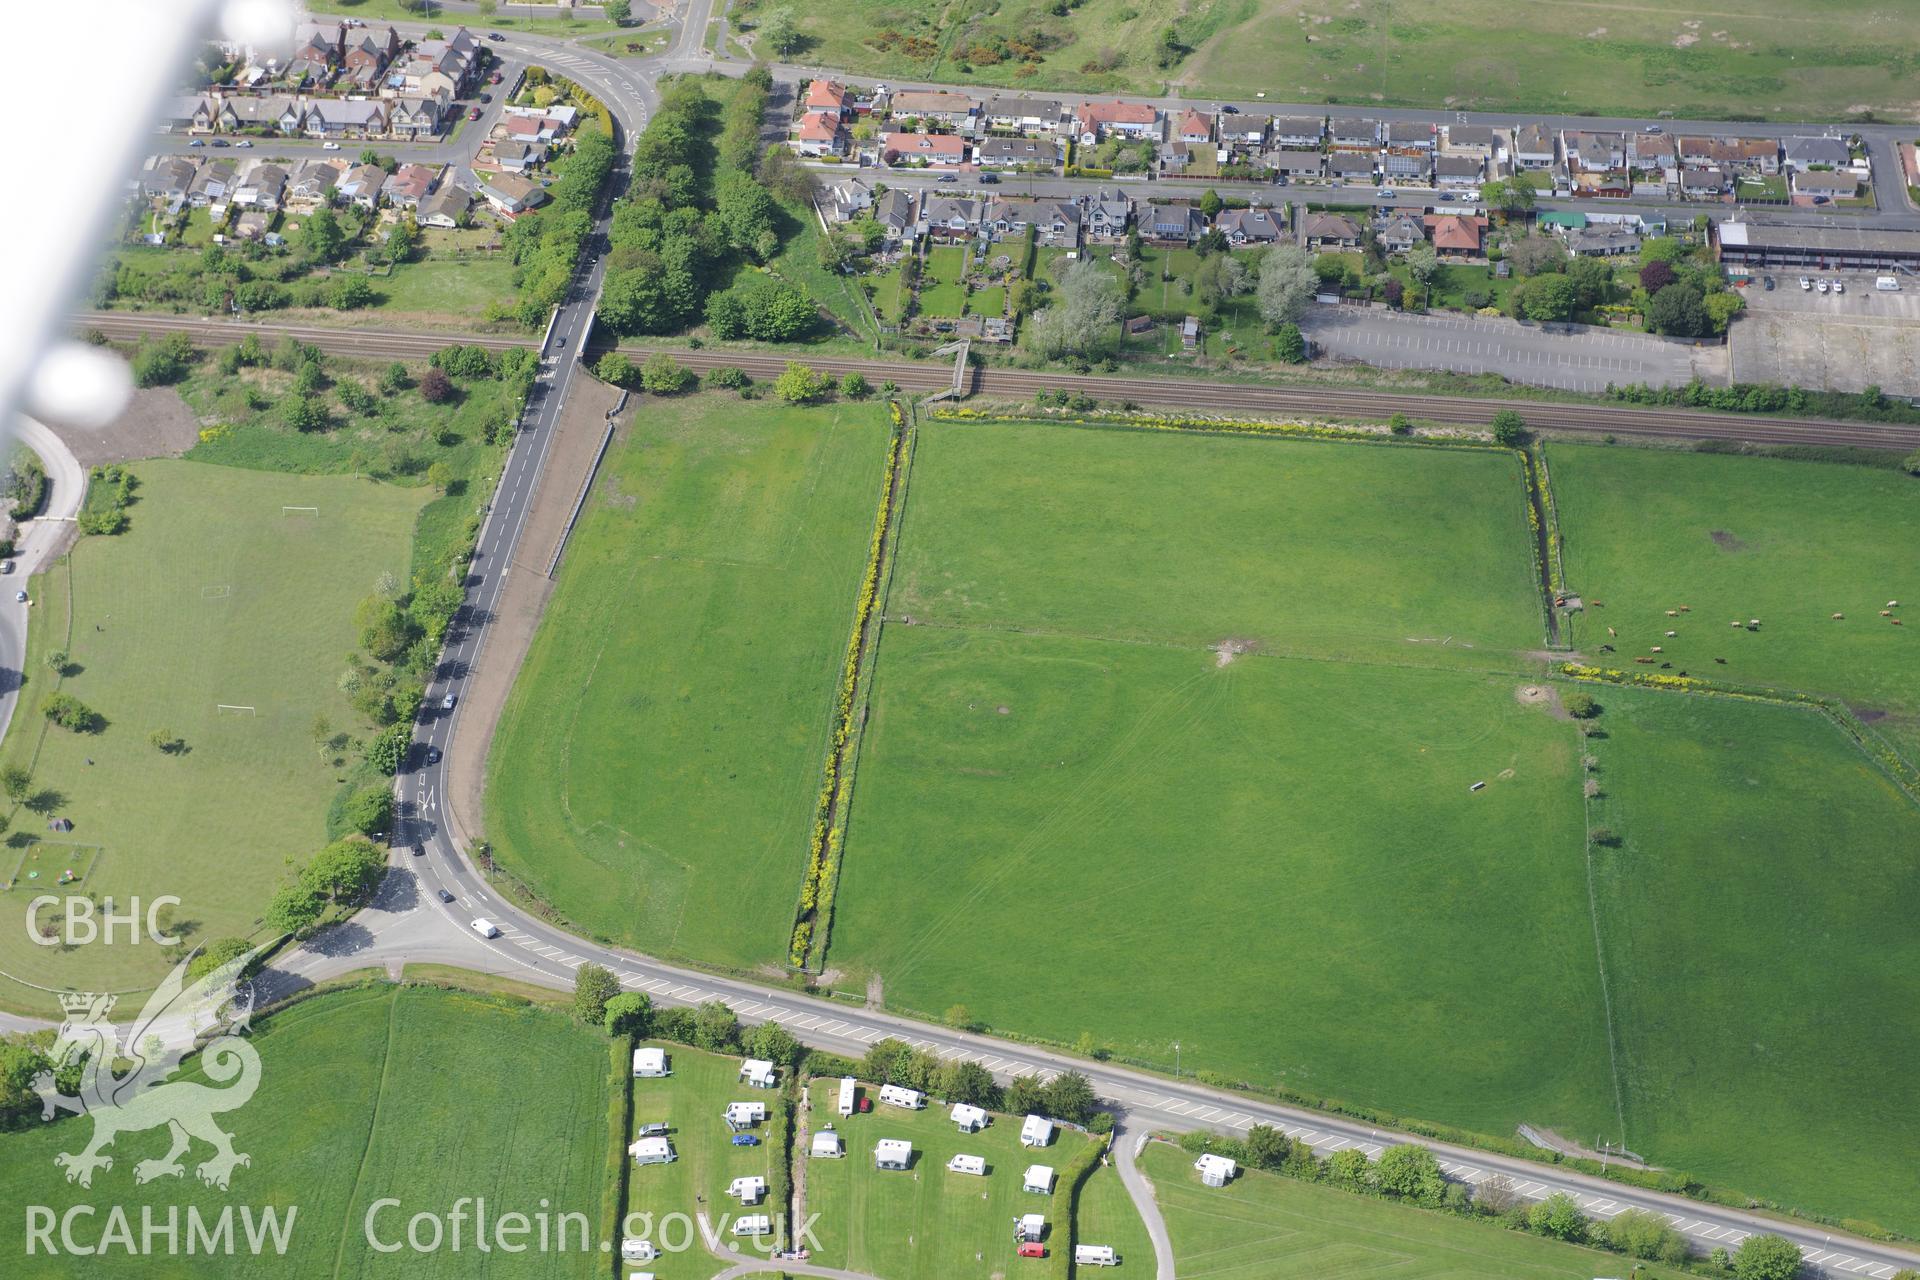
[468,106,482,120]
[1017,1243,1046,1259]
[490,72,503,84]
[857,1096,872,1113]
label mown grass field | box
[740,0,1920,121]
[366,257,520,323]
[1549,444,1920,755]
[0,462,425,1004]
[916,246,969,318]
[1138,1140,1684,1280]
[484,398,891,969]
[0,983,617,1277]
[1585,688,1920,1236]
[623,1041,779,1272]
[888,419,1545,667]
[804,1080,1133,1278]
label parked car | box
[210,138,228,147]
[189,138,205,147]
[636,1123,670,1138]
[1017,1243,1047,1259]
[978,172,998,184]
[1799,276,1812,290]
[425,746,442,764]
[731,1134,760,1147]
[1644,123,1663,133]
[1833,279,1845,293]
[437,888,455,903]
[1762,275,1774,290]
[937,174,958,183]
[322,141,342,150]
[488,31,507,41]
[468,107,482,120]
[479,92,491,103]
[13,590,26,603]
[490,72,503,84]
[234,139,252,148]
[1817,279,1829,293]
[411,844,425,857]
[1811,195,1831,205]
[1376,188,1396,199]
[1,561,13,574]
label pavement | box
[1301,305,1723,392]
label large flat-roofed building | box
[1717,221,1920,271]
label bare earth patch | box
[1708,529,1748,552]
[54,387,202,466]
[1515,683,1570,719]
[1214,638,1255,667]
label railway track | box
[80,311,1920,450]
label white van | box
[470,919,500,939]
[1877,276,1900,291]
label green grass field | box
[1139,1140,1683,1280]
[1549,444,1920,755]
[623,1041,780,1274]
[484,398,892,969]
[804,1080,1126,1277]
[0,462,426,1003]
[739,0,1920,121]
[368,257,520,323]
[0,983,617,1277]
[887,419,1544,666]
[1585,688,1920,1235]
[308,0,616,37]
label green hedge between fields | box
[1047,1133,1108,1278]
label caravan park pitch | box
[485,398,893,970]
[0,460,426,1006]
[0,982,618,1278]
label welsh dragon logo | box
[33,947,265,1190]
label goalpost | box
[281,506,320,516]
[215,704,257,717]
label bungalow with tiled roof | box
[1423,213,1488,257]
[880,132,969,167]
[1072,99,1158,145]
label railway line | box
[82,310,1920,451]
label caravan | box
[838,1076,858,1117]
[878,1084,926,1110]
[1075,1244,1119,1267]
[947,1153,987,1176]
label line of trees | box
[496,125,617,327]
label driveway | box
[1300,306,1722,392]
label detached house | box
[1434,154,1483,188]
[336,162,388,209]
[920,194,987,239]
[1264,148,1323,179]
[991,196,1081,246]
[1214,206,1283,245]
[1327,150,1377,182]
[188,158,237,207]
[141,156,199,202]
[1145,202,1209,244]
[1175,109,1213,146]
[983,96,1063,135]
[1302,211,1362,249]
[477,173,549,217]
[389,27,480,100]
[1512,123,1556,170]
[1784,135,1849,172]
[1424,213,1488,257]
[889,90,975,128]
[1081,189,1131,241]
[1268,115,1323,149]
[1377,212,1425,254]
[381,163,437,208]
[1072,99,1157,145]
[285,157,348,206]
[1327,117,1379,151]
[976,136,1059,169]
[418,184,471,229]
[791,111,846,157]
[390,93,450,139]
[1441,124,1496,158]
[804,79,852,118]
[880,132,968,167]
[874,188,917,242]
[1563,130,1627,175]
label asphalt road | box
[0,417,85,758]
[75,311,1920,451]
